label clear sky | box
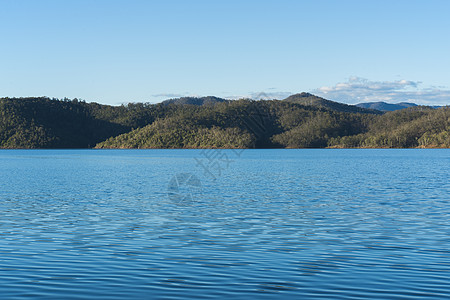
[1,0,449,105]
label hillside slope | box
[284,93,381,114]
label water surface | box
[0,149,449,299]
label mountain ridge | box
[161,96,229,106]
[356,101,418,111]
[160,94,443,113]
[1,95,448,149]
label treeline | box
[0,96,448,149]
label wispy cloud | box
[225,91,293,100]
[313,77,450,105]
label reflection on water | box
[0,149,449,299]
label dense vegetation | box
[1,95,448,149]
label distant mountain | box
[356,102,418,112]
[161,96,229,106]
[283,93,381,114]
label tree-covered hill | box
[96,99,449,149]
[1,95,448,149]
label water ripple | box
[0,149,449,299]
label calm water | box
[0,149,449,299]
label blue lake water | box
[0,149,449,299]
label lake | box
[0,149,449,299]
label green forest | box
[0,94,448,149]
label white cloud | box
[312,77,450,105]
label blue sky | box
[1,0,449,105]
